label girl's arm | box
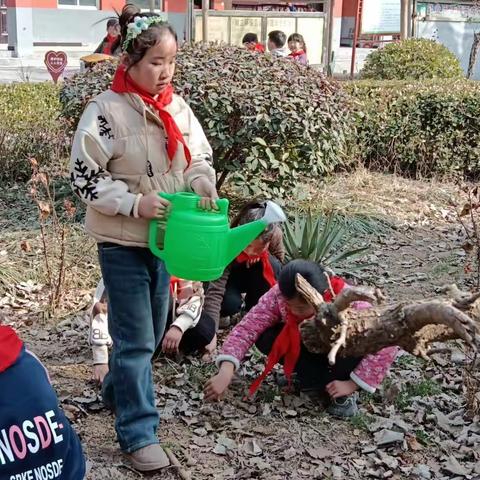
[172,293,204,333]
[70,102,138,216]
[215,285,282,371]
[88,279,111,365]
[350,346,399,393]
[203,268,231,330]
[204,285,282,402]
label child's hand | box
[325,379,359,399]
[138,191,171,219]
[204,362,235,402]
[93,364,109,384]
[191,177,219,211]
[161,326,183,354]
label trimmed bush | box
[360,39,464,81]
[60,44,351,197]
[347,80,480,177]
[0,82,67,183]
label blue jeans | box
[98,243,170,453]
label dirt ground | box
[1,171,478,479]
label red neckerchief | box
[111,64,191,168]
[254,43,265,53]
[236,250,276,288]
[0,326,23,373]
[248,275,346,396]
[103,34,118,55]
[289,49,306,59]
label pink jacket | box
[216,284,398,393]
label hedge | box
[60,44,352,198]
[2,73,480,188]
[0,83,68,183]
[347,80,480,178]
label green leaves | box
[59,44,351,198]
[0,83,67,183]
[347,79,480,178]
[283,211,369,271]
[361,39,464,81]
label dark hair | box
[242,32,258,44]
[278,260,328,300]
[268,30,287,48]
[288,32,306,50]
[107,18,119,30]
[119,3,178,67]
[230,199,276,243]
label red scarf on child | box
[111,64,191,167]
[249,275,346,396]
[289,49,306,59]
[236,250,276,288]
[102,34,118,55]
[0,326,23,374]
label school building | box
[2,0,342,57]
[3,0,480,79]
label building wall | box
[7,0,187,54]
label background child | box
[89,277,217,384]
[242,32,265,53]
[94,18,121,56]
[288,33,308,65]
[267,30,288,57]
[70,3,217,471]
[204,260,398,417]
[0,324,86,479]
[202,200,284,330]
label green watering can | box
[148,192,286,281]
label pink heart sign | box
[44,51,68,84]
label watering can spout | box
[225,201,286,265]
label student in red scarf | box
[204,260,399,418]
[288,33,308,65]
[70,4,217,472]
[202,200,284,330]
[242,33,265,53]
[94,19,121,56]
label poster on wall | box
[361,0,400,34]
[231,17,262,46]
[416,2,480,22]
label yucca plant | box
[283,211,370,272]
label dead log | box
[296,275,478,364]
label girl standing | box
[288,33,308,65]
[70,4,217,471]
[205,260,398,417]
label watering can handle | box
[148,192,175,260]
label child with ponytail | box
[70,3,217,471]
[205,260,398,417]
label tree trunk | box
[295,275,478,364]
[467,32,480,79]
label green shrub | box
[360,39,464,80]
[0,82,68,183]
[347,79,480,177]
[60,44,352,197]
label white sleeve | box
[171,295,203,333]
[70,102,137,216]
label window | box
[58,0,97,7]
[133,0,162,10]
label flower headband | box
[123,16,167,51]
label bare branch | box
[295,273,324,309]
[328,313,349,365]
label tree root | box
[296,277,479,360]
